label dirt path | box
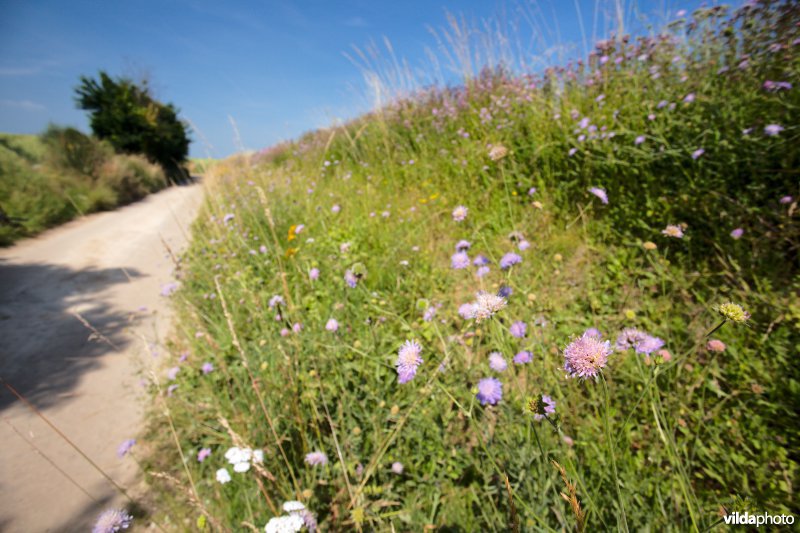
[0,182,204,532]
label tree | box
[75,71,190,181]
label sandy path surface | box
[0,182,204,532]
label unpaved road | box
[0,182,203,532]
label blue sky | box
[0,0,708,158]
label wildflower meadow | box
[140,2,798,531]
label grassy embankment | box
[145,3,798,531]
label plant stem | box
[600,374,629,533]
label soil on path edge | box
[0,182,204,532]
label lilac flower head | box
[396,340,423,384]
[305,451,328,466]
[473,291,507,322]
[476,266,490,278]
[268,295,284,309]
[636,335,665,355]
[513,351,532,364]
[197,448,211,462]
[476,377,503,405]
[391,462,404,474]
[223,213,235,224]
[92,508,133,533]
[497,285,513,298]
[683,93,695,103]
[563,334,612,379]
[423,306,437,322]
[615,328,648,351]
[691,148,705,160]
[764,124,784,136]
[451,251,470,269]
[707,339,726,352]
[455,240,471,251]
[657,100,668,109]
[578,117,590,129]
[344,270,358,288]
[568,147,578,156]
[730,228,744,239]
[588,187,609,204]
[488,352,508,372]
[331,204,341,213]
[473,254,490,266]
[584,327,602,338]
[167,366,180,380]
[528,187,537,196]
[499,253,522,269]
[309,268,320,281]
[202,362,214,374]
[326,318,339,332]
[117,439,136,458]
[533,394,556,421]
[160,282,179,297]
[458,303,477,319]
[510,321,527,338]
[662,224,684,238]
[635,135,646,146]
[452,205,468,221]
[780,195,793,204]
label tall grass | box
[0,127,167,245]
[144,2,798,531]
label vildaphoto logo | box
[723,512,794,527]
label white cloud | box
[0,99,46,111]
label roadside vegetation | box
[143,2,798,531]
[0,128,166,245]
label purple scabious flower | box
[636,335,665,355]
[167,366,179,380]
[344,270,358,288]
[764,124,784,136]
[683,93,695,103]
[476,266,490,278]
[657,100,668,109]
[197,448,211,462]
[331,204,341,213]
[509,321,527,338]
[451,251,470,269]
[588,187,609,204]
[455,240,471,251]
[488,352,508,372]
[731,228,744,239]
[473,254,490,266]
[305,451,328,466]
[563,334,612,379]
[458,303,477,319]
[160,282,179,297]
[391,462,404,474]
[534,395,556,421]
[584,327,602,338]
[499,253,522,269]
[292,322,303,333]
[568,147,578,156]
[309,268,320,281]
[223,213,235,224]
[513,351,532,364]
[497,286,513,298]
[634,135,646,145]
[201,362,214,374]
[528,187,537,196]
[473,292,507,322]
[117,439,136,458]
[423,306,437,322]
[518,240,530,251]
[691,148,705,160]
[780,195,793,204]
[268,295,284,309]
[616,328,648,351]
[452,205,468,221]
[326,318,339,332]
[396,340,423,384]
[92,508,133,533]
[476,377,503,405]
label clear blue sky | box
[0,0,711,158]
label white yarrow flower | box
[216,468,231,484]
[282,500,306,513]
[265,514,304,533]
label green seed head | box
[714,302,750,323]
